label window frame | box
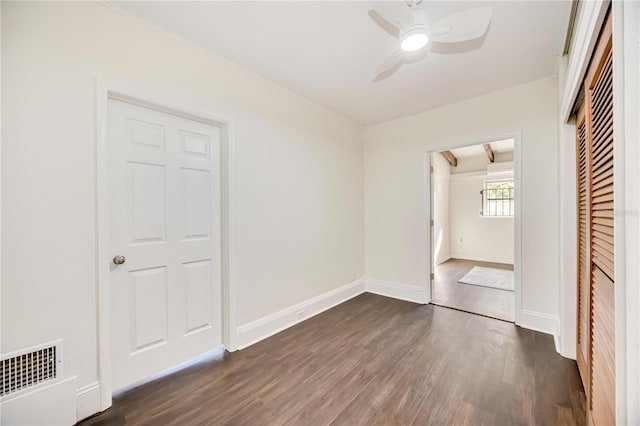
[481,178,515,218]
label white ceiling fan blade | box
[368,9,400,38]
[373,47,429,83]
[403,47,428,65]
[430,26,451,38]
[429,6,492,44]
[373,66,401,83]
[373,50,404,82]
[375,50,404,75]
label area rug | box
[458,266,514,291]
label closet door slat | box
[576,115,590,390]
[586,11,614,425]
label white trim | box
[557,46,578,361]
[556,0,607,365]
[519,309,559,336]
[435,256,451,266]
[235,278,366,350]
[1,377,77,426]
[512,133,523,327]
[448,170,514,181]
[95,81,112,412]
[557,117,578,360]
[365,279,428,304]
[0,339,64,364]
[95,80,237,411]
[425,132,523,325]
[76,382,101,422]
[554,332,561,355]
[220,120,239,352]
[614,1,640,423]
[559,0,609,121]
[0,3,3,343]
[426,153,434,302]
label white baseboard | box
[556,334,577,360]
[449,254,514,265]
[365,278,428,304]
[435,256,451,265]
[235,278,366,350]
[554,333,561,354]
[554,318,577,360]
[519,309,558,336]
[1,377,77,426]
[76,381,101,422]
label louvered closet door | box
[576,103,590,392]
[586,11,615,426]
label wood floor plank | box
[79,293,584,426]
[432,258,515,321]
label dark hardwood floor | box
[80,293,584,426]
[433,258,515,322]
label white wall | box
[449,170,514,265]
[451,151,513,174]
[364,78,559,332]
[431,153,450,265]
[1,0,363,414]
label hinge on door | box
[430,219,434,226]
[430,272,435,280]
[430,166,434,174]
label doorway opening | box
[429,138,516,322]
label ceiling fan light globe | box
[401,32,429,52]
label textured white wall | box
[1,1,364,396]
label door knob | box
[113,255,126,265]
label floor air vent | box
[1,341,63,398]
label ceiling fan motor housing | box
[400,27,429,52]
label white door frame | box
[95,80,237,410]
[424,132,523,324]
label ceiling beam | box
[440,151,457,167]
[483,143,495,163]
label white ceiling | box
[450,138,514,158]
[106,1,572,125]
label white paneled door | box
[108,99,222,391]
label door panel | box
[130,266,169,352]
[182,167,212,239]
[591,268,615,425]
[128,162,166,243]
[587,35,615,424]
[184,260,215,335]
[109,99,222,391]
[575,9,615,426]
[576,105,590,391]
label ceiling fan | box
[368,1,493,82]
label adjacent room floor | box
[81,293,584,425]
[432,258,515,322]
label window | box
[482,180,514,217]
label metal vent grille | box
[1,341,63,398]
